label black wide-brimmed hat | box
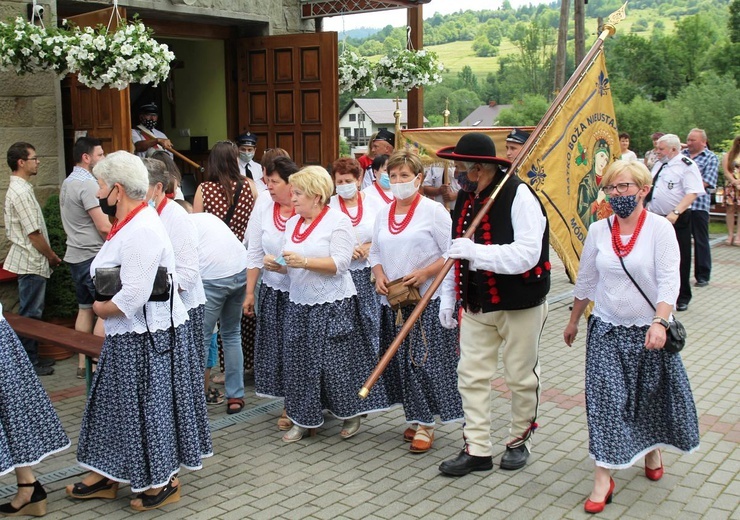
[436,132,511,167]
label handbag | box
[386,277,421,311]
[607,218,687,353]
[94,266,171,302]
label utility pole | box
[555,0,571,91]
[574,0,586,66]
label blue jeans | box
[17,274,47,364]
[68,257,96,308]
[202,271,246,399]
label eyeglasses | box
[600,182,637,194]
[25,156,39,162]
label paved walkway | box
[2,240,739,519]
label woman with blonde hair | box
[564,160,699,514]
[274,166,390,442]
[721,136,740,245]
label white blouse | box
[362,183,394,205]
[369,196,452,306]
[159,200,206,310]
[574,212,680,327]
[329,193,385,271]
[90,207,188,336]
[281,206,356,305]
[189,213,248,281]
[245,194,291,292]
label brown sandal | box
[226,398,244,415]
[277,409,293,431]
[403,426,416,442]
[409,427,434,453]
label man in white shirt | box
[361,130,395,189]
[236,132,266,191]
[132,102,173,158]
[646,133,705,311]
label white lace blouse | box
[369,196,452,306]
[328,193,385,271]
[574,212,680,327]
[281,206,356,305]
[90,207,189,336]
[245,195,291,292]
[159,200,206,310]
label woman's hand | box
[282,250,308,269]
[352,243,370,261]
[374,270,390,295]
[263,254,281,272]
[243,293,255,317]
[644,323,667,350]
[563,322,579,346]
[403,268,430,288]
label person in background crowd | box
[422,161,458,210]
[619,132,638,162]
[643,132,665,171]
[370,150,462,454]
[358,131,378,185]
[260,148,290,179]
[236,132,266,191]
[721,136,740,246]
[361,130,395,189]
[564,160,699,514]
[3,142,61,376]
[276,166,390,442]
[132,102,173,159]
[60,136,110,379]
[362,154,393,205]
[150,150,185,200]
[504,128,530,163]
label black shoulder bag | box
[607,217,687,353]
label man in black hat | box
[361,129,395,189]
[236,132,266,191]
[436,132,550,476]
[505,128,531,163]
[132,102,173,158]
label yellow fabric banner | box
[513,50,619,281]
[399,127,532,161]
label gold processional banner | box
[399,127,533,162]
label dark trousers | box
[691,210,711,282]
[17,274,47,364]
[673,210,692,305]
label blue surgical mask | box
[454,169,478,193]
[608,194,639,218]
[240,151,255,163]
[148,198,157,209]
[379,172,391,189]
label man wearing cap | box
[361,129,395,189]
[236,132,266,191]
[132,102,173,158]
[436,132,550,476]
[505,128,530,163]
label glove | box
[448,237,477,262]
[439,307,458,329]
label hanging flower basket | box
[375,48,444,93]
[339,51,376,96]
[0,17,69,75]
[65,20,175,90]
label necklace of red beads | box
[374,182,393,203]
[338,193,363,226]
[388,193,421,235]
[611,209,647,258]
[292,206,329,243]
[273,202,295,232]
[107,202,147,241]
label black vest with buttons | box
[451,172,550,312]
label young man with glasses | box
[4,142,62,375]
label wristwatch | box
[652,316,670,329]
[672,209,681,215]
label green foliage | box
[496,94,549,126]
[457,66,478,92]
[731,0,740,43]
[631,19,649,32]
[41,195,77,320]
[614,97,666,155]
[339,137,350,157]
[448,89,482,123]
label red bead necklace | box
[291,206,329,243]
[107,202,147,241]
[611,209,647,258]
[338,193,363,226]
[374,182,393,203]
[156,197,168,215]
[273,202,294,232]
[388,193,421,235]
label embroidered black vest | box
[451,173,550,312]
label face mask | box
[378,172,391,190]
[390,176,420,200]
[336,183,358,200]
[608,194,639,218]
[143,119,156,131]
[239,152,255,163]
[454,169,478,193]
[99,186,118,217]
[148,198,157,209]
[659,155,670,164]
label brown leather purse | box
[386,277,421,311]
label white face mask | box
[390,176,419,200]
[336,183,358,200]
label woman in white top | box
[329,157,385,354]
[244,157,298,430]
[273,166,390,442]
[369,150,463,454]
[564,160,699,514]
[362,154,393,205]
[67,152,212,512]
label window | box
[349,114,356,122]
[358,113,366,122]
[343,128,351,138]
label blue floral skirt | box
[586,316,700,469]
[350,267,381,355]
[379,298,463,426]
[0,320,69,476]
[283,297,392,428]
[77,323,212,492]
[254,285,290,398]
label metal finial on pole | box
[394,97,403,150]
[443,98,450,127]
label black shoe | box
[694,280,709,287]
[439,450,493,476]
[676,303,689,312]
[37,357,55,367]
[0,481,47,516]
[500,445,529,470]
[33,364,54,376]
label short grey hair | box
[142,158,170,190]
[657,134,681,152]
[92,151,149,201]
[462,161,498,174]
[688,128,707,141]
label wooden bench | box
[3,312,103,391]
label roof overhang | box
[301,0,431,19]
